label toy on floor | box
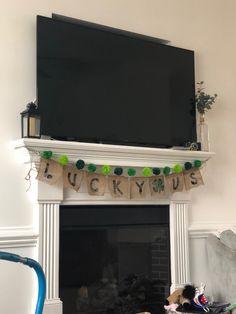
[165,284,209,312]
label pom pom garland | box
[102,165,111,175]
[163,166,171,176]
[36,150,204,177]
[152,167,161,175]
[76,159,85,170]
[114,167,123,176]
[87,163,96,173]
[127,168,136,176]
[58,155,69,165]
[194,160,202,168]
[142,167,152,177]
[41,151,53,160]
[184,162,192,170]
[173,164,183,173]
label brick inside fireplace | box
[59,205,170,314]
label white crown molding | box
[189,222,236,238]
[0,226,38,248]
[14,138,215,167]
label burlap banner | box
[130,177,149,199]
[108,176,129,198]
[149,175,166,197]
[86,172,106,196]
[36,159,63,185]
[63,165,83,192]
[166,173,184,193]
[36,158,204,198]
[184,168,204,190]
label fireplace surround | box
[14,138,214,314]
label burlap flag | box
[130,177,149,199]
[184,168,204,190]
[149,175,166,197]
[108,176,129,198]
[63,165,84,191]
[166,173,184,193]
[36,158,63,185]
[86,173,106,196]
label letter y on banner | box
[130,177,149,199]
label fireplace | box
[59,205,170,314]
[14,138,214,314]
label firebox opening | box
[59,205,170,314]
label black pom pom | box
[182,285,196,300]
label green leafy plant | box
[195,81,217,114]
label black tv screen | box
[37,15,196,148]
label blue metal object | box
[0,251,46,314]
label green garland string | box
[40,151,203,177]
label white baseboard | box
[43,299,63,314]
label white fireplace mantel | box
[14,138,214,314]
[15,138,214,167]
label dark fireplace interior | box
[59,205,170,314]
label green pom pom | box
[173,164,183,173]
[114,167,123,176]
[194,160,202,168]
[58,155,69,165]
[153,167,161,175]
[41,151,53,160]
[163,166,171,176]
[184,162,192,170]
[101,165,111,175]
[76,159,85,170]
[143,167,152,177]
[87,163,96,173]
[127,168,136,176]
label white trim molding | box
[189,222,236,239]
[0,226,38,249]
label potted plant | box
[195,81,217,120]
[195,81,217,151]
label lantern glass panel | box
[29,116,40,137]
[23,116,28,137]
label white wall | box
[0,0,236,312]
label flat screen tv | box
[37,14,196,148]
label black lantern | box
[21,102,41,138]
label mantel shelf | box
[14,138,215,167]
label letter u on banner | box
[166,173,184,193]
[86,173,106,196]
[37,158,63,185]
[63,165,84,192]
[108,176,129,198]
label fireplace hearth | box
[59,205,170,314]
